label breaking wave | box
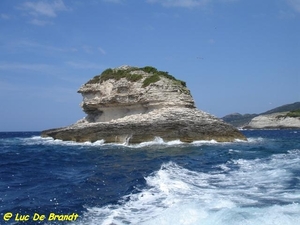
[20,136,258,149]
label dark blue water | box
[0,130,300,224]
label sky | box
[0,0,299,131]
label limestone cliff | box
[245,112,300,129]
[223,102,300,128]
[77,65,194,123]
[42,65,246,143]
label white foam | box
[21,135,268,149]
[22,136,106,147]
[22,136,186,148]
[77,150,300,225]
[131,137,184,148]
[191,138,265,147]
[192,140,218,145]
[246,137,266,143]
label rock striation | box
[42,65,246,143]
[245,112,300,129]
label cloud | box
[82,45,93,54]
[78,45,107,54]
[0,61,83,84]
[98,47,106,55]
[146,0,239,8]
[219,0,238,2]
[3,39,101,56]
[0,62,54,72]
[66,61,104,70]
[1,14,11,20]
[146,0,210,8]
[30,18,53,26]
[20,0,68,17]
[3,39,78,54]
[102,0,123,3]
[208,38,215,44]
[286,0,300,12]
[279,10,296,19]
[0,80,19,91]
[17,0,68,25]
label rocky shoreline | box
[42,66,246,143]
[223,102,300,129]
[244,112,300,129]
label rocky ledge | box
[42,65,246,143]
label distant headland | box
[222,102,300,129]
[42,65,246,143]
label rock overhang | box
[77,65,195,123]
[42,65,247,143]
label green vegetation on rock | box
[223,102,300,127]
[276,110,300,119]
[87,68,143,84]
[286,109,300,117]
[262,102,300,115]
[86,66,187,88]
[141,66,158,74]
[222,113,258,128]
[140,66,186,87]
[142,74,160,87]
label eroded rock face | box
[77,66,194,122]
[42,65,246,143]
[245,112,300,129]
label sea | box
[0,130,300,225]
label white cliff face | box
[42,65,246,143]
[77,66,194,123]
[247,112,300,129]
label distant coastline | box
[222,102,300,129]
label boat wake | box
[77,149,300,224]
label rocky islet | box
[42,66,246,143]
